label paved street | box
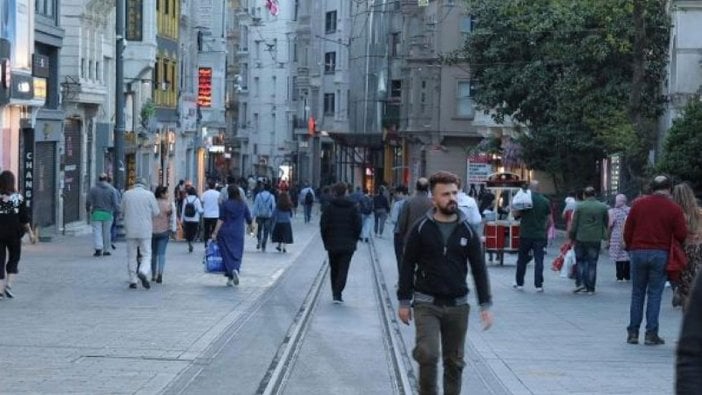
[0,215,683,394]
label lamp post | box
[114,0,126,191]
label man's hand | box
[398,306,412,325]
[480,310,493,331]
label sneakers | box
[512,284,523,291]
[137,272,151,289]
[155,275,163,284]
[102,251,111,256]
[645,333,665,346]
[232,270,240,285]
[573,285,586,294]
[226,278,234,287]
[129,283,138,289]
[5,285,14,299]
[627,332,639,344]
[535,287,544,293]
[93,250,102,257]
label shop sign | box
[197,67,212,107]
[10,71,33,100]
[126,0,143,41]
[33,77,46,103]
[22,128,34,218]
[32,54,50,78]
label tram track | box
[254,240,416,395]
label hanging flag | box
[265,0,280,16]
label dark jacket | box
[320,197,362,253]
[373,194,390,211]
[398,209,492,309]
[677,270,702,394]
[396,191,433,243]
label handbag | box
[203,240,226,273]
[666,237,687,282]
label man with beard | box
[398,171,493,395]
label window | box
[254,76,259,97]
[254,113,259,132]
[240,103,248,127]
[154,58,160,86]
[390,80,402,98]
[36,0,55,17]
[255,42,261,59]
[324,52,336,73]
[240,26,249,51]
[240,63,248,89]
[460,16,476,34]
[272,76,277,96]
[165,0,169,14]
[96,61,101,82]
[325,11,337,34]
[293,43,298,62]
[292,76,298,102]
[81,58,86,78]
[456,81,472,117]
[324,93,335,115]
[89,60,94,80]
[390,33,400,57]
[420,80,427,113]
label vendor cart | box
[483,173,524,265]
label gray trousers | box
[413,302,470,395]
[92,219,113,250]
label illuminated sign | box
[197,67,212,107]
[33,77,46,103]
[208,145,225,153]
[10,72,33,100]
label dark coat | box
[677,270,702,394]
[320,197,362,253]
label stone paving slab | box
[0,214,320,394]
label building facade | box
[236,0,296,182]
[59,0,114,231]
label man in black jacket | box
[398,171,493,395]
[320,183,362,303]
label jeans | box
[150,232,170,277]
[126,238,152,284]
[92,218,113,250]
[374,209,388,236]
[203,217,218,245]
[304,204,313,223]
[575,241,601,292]
[515,238,546,288]
[0,237,21,280]
[256,217,272,249]
[413,302,470,395]
[628,250,668,334]
[361,214,372,240]
[328,251,353,299]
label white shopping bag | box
[561,248,576,278]
[512,188,533,211]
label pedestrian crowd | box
[6,165,702,394]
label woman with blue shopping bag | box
[210,185,253,286]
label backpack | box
[304,190,314,205]
[359,196,373,215]
[184,198,196,217]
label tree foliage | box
[448,0,670,193]
[658,99,702,192]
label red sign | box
[197,67,212,107]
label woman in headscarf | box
[672,183,702,310]
[608,194,631,282]
[211,185,253,286]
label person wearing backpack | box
[359,189,374,243]
[299,184,316,224]
[252,183,276,252]
[180,186,203,253]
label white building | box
[59,0,115,229]
[236,0,296,180]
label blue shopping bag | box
[203,241,226,273]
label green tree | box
[447,0,669,193]
[659,99,702,191]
